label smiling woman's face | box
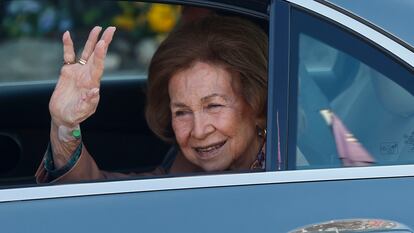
[169,61,260,171]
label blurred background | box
[0,0,182,82]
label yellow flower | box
[147,4,180,33]
[113,15,135,31]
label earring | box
[257,125,267,138]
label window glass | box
[291,8,414,169]
[0,0,181,83]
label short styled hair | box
[146,15,268,142]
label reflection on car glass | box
[297,32,414,169]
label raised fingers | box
[99,26,116,46]
[89,40,107,83]
[62,31,75,64]
[90,27,116,80]
[80,26,103,62]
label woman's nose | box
[191,112,214,139]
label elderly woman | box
[35,15,268,183]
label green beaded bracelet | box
[72,128,81,139]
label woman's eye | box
[207,104,223,109]
[174,111,189,117]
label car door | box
[275,0,414,231]
[0,1,413,233]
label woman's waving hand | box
[48,26,116,169]
[50,26,116,128]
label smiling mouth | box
[193,140,227,158]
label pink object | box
[331,113,375,166]
[277,111,282,170]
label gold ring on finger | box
[78,58,87,65]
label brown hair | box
[146,15,268,142]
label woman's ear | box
[255,115,267,130]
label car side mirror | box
[288,219,413,233]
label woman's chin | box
[199,163,227,172]
[198,155,233,172]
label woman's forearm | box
[50,121,82,169]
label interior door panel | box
[0,79,169,185]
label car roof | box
[205,0,414,50]
[324,0,414,50]
[209,0,269,13]
[184,0,269,19]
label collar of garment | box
[250,141,266,170]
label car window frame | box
[284,0,414,170]
[2,164,414,202]
[0,0,274,189]
[286,0,414,68]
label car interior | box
[0,78,173,186]
[296,27,414,169]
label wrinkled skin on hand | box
[49,26,116,127]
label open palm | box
[50,26,116,127]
